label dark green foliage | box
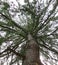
[3,2,10,10]
[0,37,5,45]
[0,0,58,65]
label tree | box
[0,0,58,65]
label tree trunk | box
[22,34,43,65]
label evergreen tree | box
[0,0,58,65]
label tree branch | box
[34,0,57,35]
[0,23,26,37]
[39,39,58,55]
[8,48,25,59]
[33,0,52,32]
[0,12,28,34]
[0,47,25,59]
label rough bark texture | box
[22,34,43,65]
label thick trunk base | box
[22,34,43,65]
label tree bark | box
[22,34,44,65]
